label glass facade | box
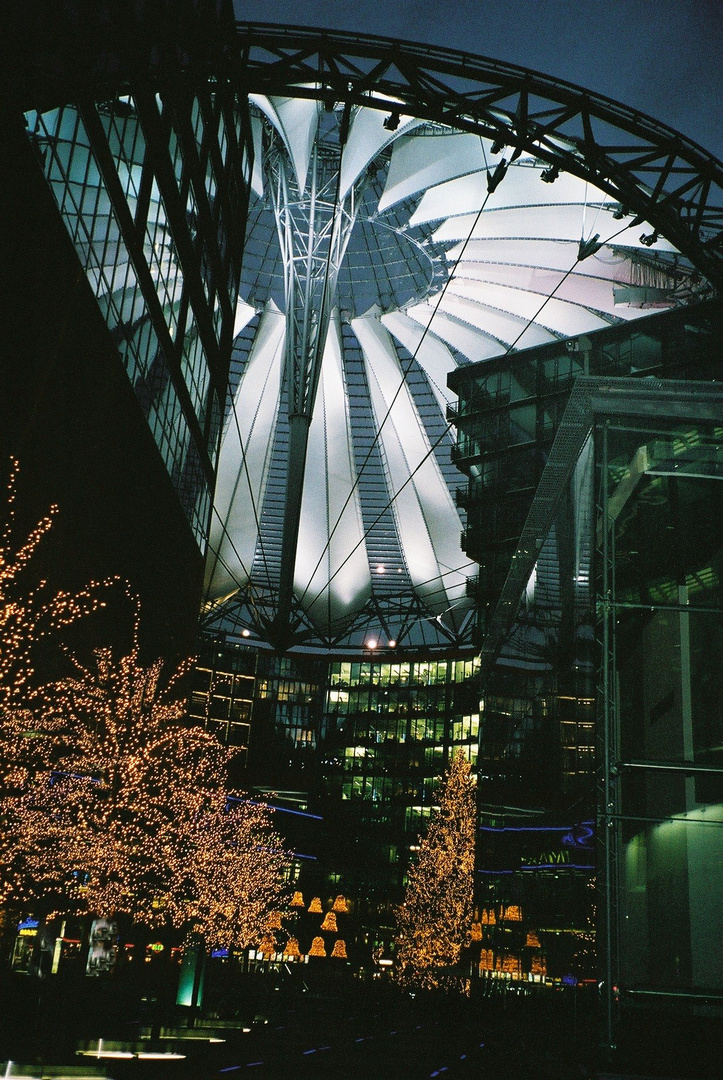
[323,656,480,814]
[596,399,723,1001]
[469,373,723,1035]
[25,86,250,547]
[472,439,597,987]
[449,302,723,614]
[252,654,328,777]
[189,640,480,945]
[188,638,256,760]
[320,654,480,927]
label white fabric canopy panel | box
[295,312,372,629]
[352,309,468,614]
[206,301,285,598]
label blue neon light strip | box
[477,864,595,873]
[478,821,594,833]
[262,803,323,821]
[226,795,323,820]
[50,769,100,785]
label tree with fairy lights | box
[12,616,290,941]
[394,750,476,993]
[0,460,112,906]
[168,790,292,950]
[0,461,291,946]
[15,636,231,923]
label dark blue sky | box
[235,0,723,158]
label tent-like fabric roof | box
[202,92,696,653]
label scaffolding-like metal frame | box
[233,22,723,292]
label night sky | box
[235,0,723,159]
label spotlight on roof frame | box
[490,137,505,155]
[389,640,397,649]
[383,110,401,131]
[241,628,251,637]
[540,164,560,183]
[640,230,659,247]
[577,234,603,261]
[366,639,378,650]
[487,159,508,193]
[612,203,629,220]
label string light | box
[0,465,291,943]
[0,461,116,907]
[256,933,276,958]
[393,751,476,993]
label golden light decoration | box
[503,904,522,922]
[14,637,241,930]
[0,461,121,908]
[470,922,482,942]
[526,931,541,948]
[290,891,305,907]
[308,896,322,913]
[479,948,494,971]
[320,911,337,933]
[284,936,301,958]
[168,790,292,949]
[393,751,476,994]
[531,954,546,976]
[256,933,276,958]
[331,895,349,913]
[0,490,292,944]
[266,911,283,930]
[331,939,347,959]
[308,935,326,957]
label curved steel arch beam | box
[234,22,723,291]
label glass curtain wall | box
[320,654,479,923]
[597,402,723,1012]
[24,86,249,547]
[449,301,723,619]
[467,376,723,1017]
